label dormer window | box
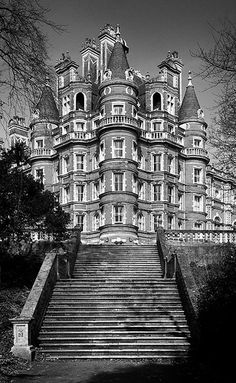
[152,92,161,110]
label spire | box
[35,83,59,122]
[179,71,202,122]
[107,41,130,79]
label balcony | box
[30,148,56,158]
[181,147,208,158]
[55,131,97,145]
[140,130,178,143]
[99,115,139,129]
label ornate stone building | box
[8,24,236,243]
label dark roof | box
[107,41,130,79]
[179,83,201,122]
[35,85,59,121]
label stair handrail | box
[11,227,81,361]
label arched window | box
[214,216,221,230]
[76,93,85,110]
[152,92,161,110]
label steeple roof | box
[107,41,130,79]
[35,84,59,122]
[179,72,201,122]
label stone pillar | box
[11,317,35,361]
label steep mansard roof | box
[35,85,59,122]
[179,74,202,122]
[107,41,130,79]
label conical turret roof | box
[179,72,201,122]
[35,84,59,122]
[107,41,130,79]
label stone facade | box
[8,24,236,243]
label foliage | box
[193,20,236,175]
[0,142,70,248]
[197,245,236,371]
[0,0,62,119]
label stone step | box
[38,336,189,343]
[40,325,190,331]
[39,349,189,357]
[39,329,190,336]
[39,342,189,350]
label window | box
[167,215,174,229]
[75,93,85,110]
[76,154,84,171]
[92,182,99,200]
[167,124,175,135]
[152,92,161,110]
[178,161,184,182]
[132,141,138,161]
[113,173,124,191]
[62,95,70,116]
[75,122,85,131]
[100,141,105,161]
[76,185,84,202]
[113,205,124,223]
[100,175,105,194]
[193,138,202,147]
[214,216,221,230]
[77,214,84,231]
[178,193,184,210]
[63,125,69,135]
[132,174,137,193]
[153,153,162,171]
[35,139,43,148]
[35,168,44,183]
[138,182,145,200]
[193,168,203,183]
[194,222,202,229]
[167,155,174,173]
[63,186,70,204]
[113,139,124,158]
[178,219,183,229]
[168,186,174,203]
[63,156,69,173]
[138,213,145,231]
[112,104,124,115]
[153,184,161,201]
[153,214,162,231]
[92,155,98,170]
[193,195,203,211]
[153,121,162,131]
[93,213,100,231]
[167,94,175,115]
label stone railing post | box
[11,317,35,360]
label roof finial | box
[188,71,193,86]
[115,24,121,41]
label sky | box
[1,0,236,148]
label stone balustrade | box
[99,115,139,128]
[30,148,55,157]
[181,147,208,157]
[165,230,236,244]
[56,131,96,145]
[140,130,178,143]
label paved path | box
[12,359,199,383]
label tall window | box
[153,214,162,231]
[152,92,161,110]
[112,104,124,115]
[63,156,69,173]
[75,122,85,131]
[153,184,161,201]
[113,206,124,223]
[76,154,84,170]
[35,168,44,183]
[178,193,184,210]
[132,141,138,161]
[35,139,44,148]
[153,121,162,131]
[92,182,99,200]
[93,213,100,231]
[138,182,145,200]
[63,186,70,203]
[153,153,162,171]
[167,215,174,229]
[77,214,84,231]
[100,141,105,161]
[62,95,70,115]
[193,195,203,211]
[168,186,174,203]
[75,93,85,110]
[138,213,145,231]
[76,185,84,202]
[113,139,124,158]
[167,155,174,173]
[193,168,203,183]
[167,94,175,114]
[113,173,124,191]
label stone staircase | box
[38,245,191,361]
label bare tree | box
[193,20,236,175]
[0,0,62,119]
